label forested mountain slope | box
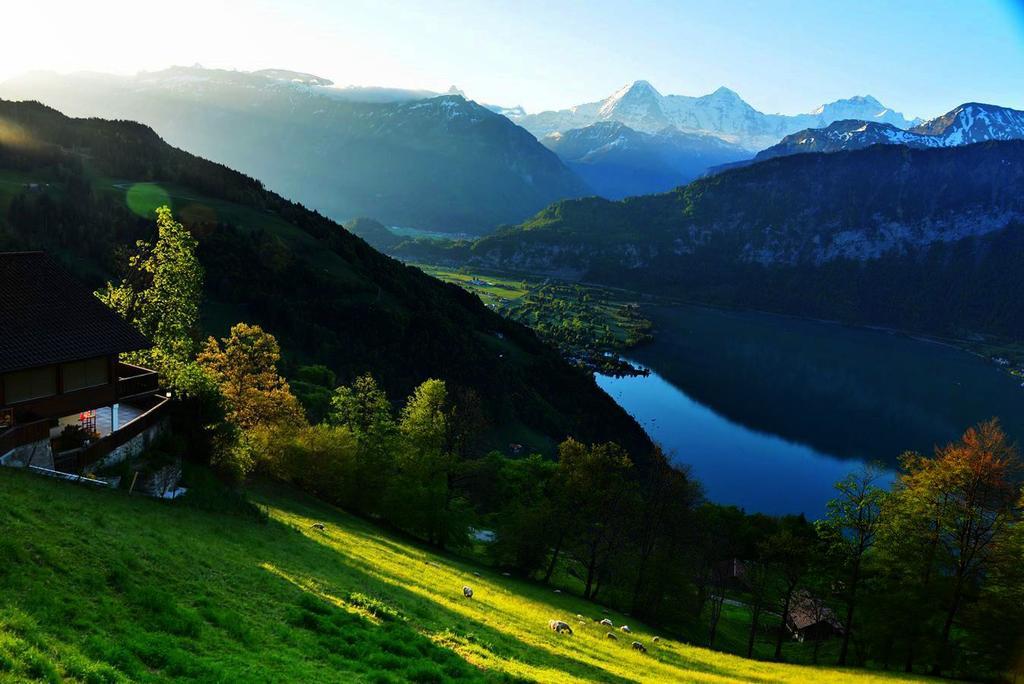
[0,98,651,458]
[0,68,589,232]
[448,141,1024,339]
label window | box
[3,366,57,404]
[61,358,109,392]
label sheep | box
[549,620,573,635]
[652,636,661,643]
[473,571,481,577]
[599,618,613,627]
[463,586,474,599]
[631,641,647,653]
[606,632,618,640]
[553,589,561,594]
[619,625,632,633]
[311,522,326,531]
[501,572,511,577]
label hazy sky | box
[4,0,1024,118]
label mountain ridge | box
[0,67,589,233]
[542,120,751,198]
[754,102,1024,161]
[394,141,1024,340]
[510,80,919,149]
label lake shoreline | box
[595,299,1024,515]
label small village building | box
[785,590,844,642]
[0,252,169,475]
[714,558,749,591]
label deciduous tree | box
[197,323,305,431]
[97,205,203,377]
[817,465,886,666]
[883,420,1022,675]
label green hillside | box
[0,98,652,460]
[0,469,930,683]
[0,67,590,232]
[399,142,1024,342]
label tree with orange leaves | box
[197,322,306,432]
[882,419,1022,676]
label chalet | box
[0,252,169,475]
[785,590,844,642]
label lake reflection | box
[596,304,1024,516]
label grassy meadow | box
[0,468,932,683]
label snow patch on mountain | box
[755,103,1024,161]
[512,81,919,150]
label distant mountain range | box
[541,121,750,199]
[753,102,1024,161]
[0,67,587,232]
[510,81,919,150]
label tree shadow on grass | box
[251,511,638,684]
[255,486,859,683]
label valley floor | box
[0,468,932,683]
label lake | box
[596,304,1024,517]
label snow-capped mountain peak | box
[599,80,664,117]
[514,81,919,150]
[809,95,915,128]
[753,102,1024,161]
[608,79,662,100]
[911,102,1024,145]
[707,86,743,102]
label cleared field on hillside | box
[0,469,933,683]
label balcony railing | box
[0,419,52,457]
[57,393,170,474]
[116,362,159,400]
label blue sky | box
[5,0,1024,118]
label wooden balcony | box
[54,393,170,474]
[0,418,51,457]
[2,361,163,466]
[116,362,159,400]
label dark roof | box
[787,590,843,632]
[0,252,150,373]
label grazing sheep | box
[311,522,326,531]
[631,641,647,653]
[620,625,631,633]
[549,620,573,635]
[553,589,561,594]
[606,632,617,640]
[652,636,660,643]
[463,586,474,599]
[600,618,613,627]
